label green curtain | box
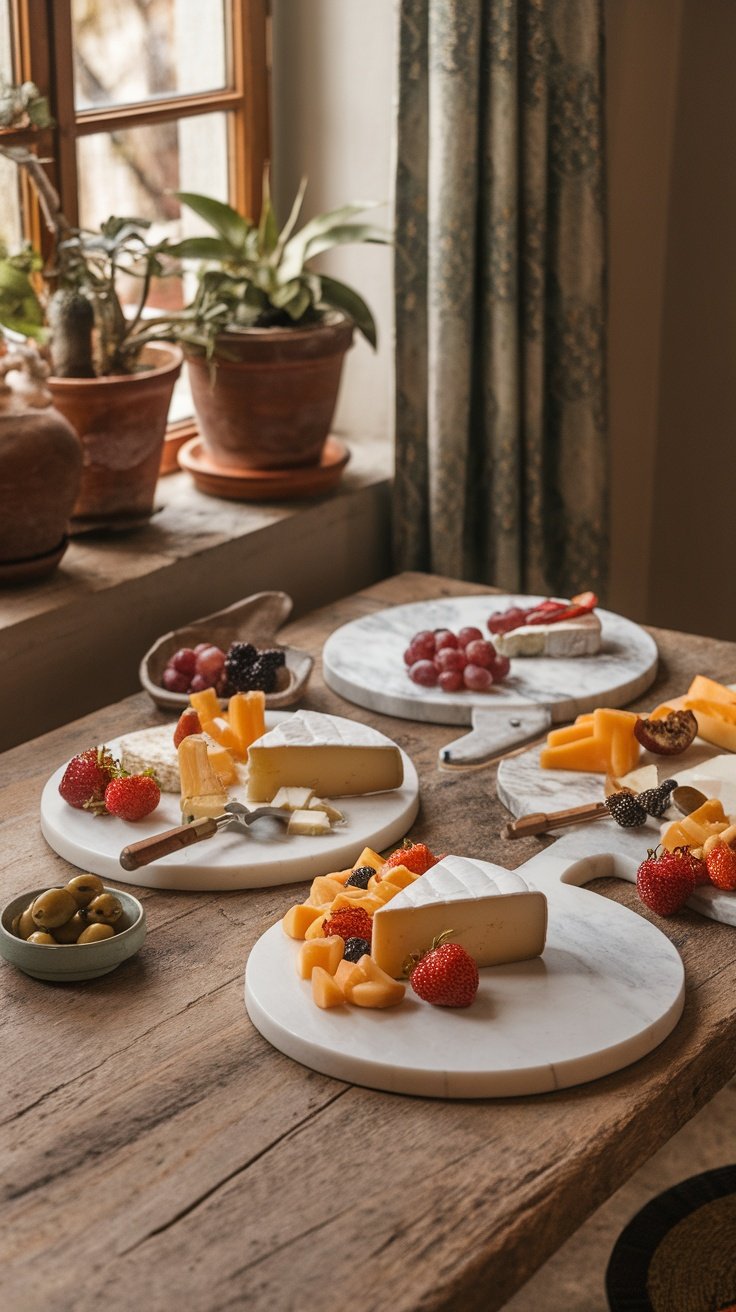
[393,0,608,597]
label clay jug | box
[0,344,82,580]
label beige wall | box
[607,0,736,640]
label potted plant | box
[0,81,182,527]
[166,175,388,470]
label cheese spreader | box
[119,801,290,871]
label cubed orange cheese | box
[201,716,245,760]
[228,691,266,758]
[297,935,344,979]
[540,708,639,777]
[282,903,325,939]
[206,739,238,786]
[311,966,346,1009]
[189,687,222,722]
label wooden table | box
[2,573,735,1312]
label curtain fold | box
[393,0,608,598]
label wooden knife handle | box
[501,801,608,840]
[119,817,219,871]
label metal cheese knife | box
[119,801,290,871]
[438,705,554,767]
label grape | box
[170,647,197,676]
[189,672,214,693]
[409,630,436,660]
[464,639,496,668]
[161,666,190,693]
[193,642,212,655]
[435,647,466,673]
[434,629,458,651]
[195,645,226,680]
[487,607,526,635]
[409,659,439,687]
[438,669,464,692]
[458,626,483,648]
[463,664,494,691]
[490,654,511,681]
[403,645,418,667]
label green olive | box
[77,922,115,943]
[51,912,88,944]
[65,873,105,908]
[27,931,58,945]
[85,893,123,926]
[31,888,78,929]
[16,904,37,940]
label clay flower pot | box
[185,315,353,471]
[48,342,182,527]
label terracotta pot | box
[48,342,182,526]
[185,316,353,470]
[0,385,82,580]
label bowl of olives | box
[0,874,146,981]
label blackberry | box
[255,648,286,693]
[637,779,677,818]
[345,866,375,890]
[343,937,371,963]
[224,642,259,693]
[605,791,648,828]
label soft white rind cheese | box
[495,612,601,658]
[119,724,180,792]
[372,854,548,978]
[246,711,403,801]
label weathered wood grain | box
[1,573,735,1312]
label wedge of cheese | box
[495,612,602,658]
[371,854,548,979]
[118,724,180,792]
[245,710,404,801]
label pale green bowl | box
[0,885,146,981]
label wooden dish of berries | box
[139,591,314,714]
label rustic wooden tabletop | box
[2,572,735,1312]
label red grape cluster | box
[403,627,511,693]
[161,644,226,695]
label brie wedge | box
[245,711,404,801]
[371,854,548,978]
[495,612,601,658]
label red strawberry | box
[322,907,373,944]
[705,842,736,891]
[59,747,118,813]
[104,773,161,822]
[378,840,439,882]
[407,934,479,1008]
[636,847,696,916]
[173,707,202,748]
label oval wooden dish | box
[140,591,313,713]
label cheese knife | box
[119,801,290,871]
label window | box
[1,0,269,425]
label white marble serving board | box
[39,713,419,892]
[322,595,658,728]
[244,839,685,1098]
[497,741,736,926]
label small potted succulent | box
[167,175,388,470]
[0,81,182,527]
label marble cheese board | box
[244,838,685,1098]
[497,741,736,927]
[322,596,659,746]
[39,713,419,892]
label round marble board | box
[39,713,419,892]
[244,842,684,1098]
[322,595,658,728]
[497,745,736,927]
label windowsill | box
[0,435,392,750]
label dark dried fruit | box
[342,936,371,963]
[605,792,648,828]
[634,710,698,756]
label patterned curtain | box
[393,0,608,597]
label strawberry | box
[59,746,118,813]
[104,773,161,822]
[636,847,696,916]
[173,707,202,748]
[322,907,373,944]
[378,840,439,882]
[407,934,479,1008]
[705,842,736,891]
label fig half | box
[634,709,698,756]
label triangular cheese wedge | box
[245,710,404,801]
[371,854,548,979]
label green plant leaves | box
[176,192,253,254]
[317,274,378,348]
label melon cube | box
[228,690,266,757]
[334,958,367,991]
[311,966,346,1009]
[304,913,329,940]
[202,715,244,760]
[189,687,222,723]
[297,935,344,979]
[353,847,384,872]
[379,864,419,891]
[282,903,325,940]
[308,876,347,907]
[344,958,406,1008]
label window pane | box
[0,0,13,82]
[72,0,228,109]
[0,159,23,254]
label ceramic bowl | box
[0,885,146,982]
[139,590,314,713]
